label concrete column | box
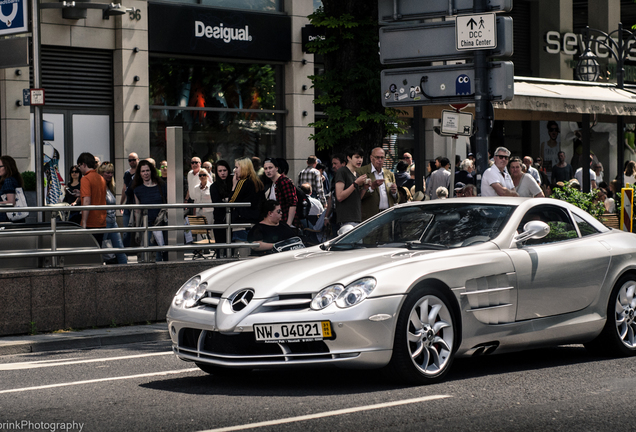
[588,0,620,33]
[114,0,150,198]
[0,66,31,171]
[284,0,315,181]
[531,0,573,80]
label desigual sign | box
[149,4,291,62]
[544,30,636,60]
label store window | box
[152,0,281,12]
[149,58,285,169]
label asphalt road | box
[0,340,635,432]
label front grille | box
[180,328,202,350]
[204,332,283,356]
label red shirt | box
[80,169,107,228]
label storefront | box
[147,2,291,170]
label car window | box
[572,213,600,237]
[519,204,578,245]
[333,203,515,249]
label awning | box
[493,77,636,117]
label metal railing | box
[0,202,256,266]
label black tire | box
[195,362,252,376]
[386,286,457,384]
[584,274,636,357]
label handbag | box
[1,187,29,221]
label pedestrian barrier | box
[0,202,255,268]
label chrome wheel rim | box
[407,295,454,376]
[616,281,636,349]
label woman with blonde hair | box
[97,162,127,264]
[230,157,264,242]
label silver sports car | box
[167,197,636,384]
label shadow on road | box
[141,344,614,395]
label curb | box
[0,326,170,356]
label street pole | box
[474,0,489,187]
[617,22,625,192]
[31,0,44,220]
[413,106,425,194]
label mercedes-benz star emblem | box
[230,289,254,312]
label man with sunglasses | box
[185,157,213,203]
[481,147,518,197]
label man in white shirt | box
[481,147,518,197]
[185,157,213,202]
[523,156,541,184]
[574,155,597,191]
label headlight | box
[310,284,344,310]
[336,277,376,308]
[174,276,208,308]
[310,278,377,310]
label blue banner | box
[0,0,28,36]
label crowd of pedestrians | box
[0,142,624,262]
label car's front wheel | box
[585,274,636,356]
[386,287,457,384]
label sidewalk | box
[0,323,170,356]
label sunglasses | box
[549,128,559,132]
[198,174,207,177]
[275,210,282,214]
[71,170,80,174]
[128,159,138,162]
[0,165,4,168]
[191,161,201,165]
[496,155,509,160]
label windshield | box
[330,203,515,250]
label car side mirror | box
[514,221,550,245]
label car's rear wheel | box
[585,274,636,356]
[195,362,251,376]
[386,287,456,384]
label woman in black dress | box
[63,165,82,223]
[210,160,233,257]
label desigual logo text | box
[195,21,252,43]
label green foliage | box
[28,321,37,336]
[21,171,36,191]
[551,182,605,220]
[307,5,405,152]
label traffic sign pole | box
[474,0,489,190]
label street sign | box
[30,89,45,106]
[378,0,513,24]
[381,61,514,107]
[0,0,28,36]
[379,17,513,64]
[456,13,497,50]
[441,110,473,136]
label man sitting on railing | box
[77,152,107,245]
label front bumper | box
[166,295,403,369]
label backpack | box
[295,186,311,220]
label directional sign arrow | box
[467,18,478,30]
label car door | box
[505,204,610,321]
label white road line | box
[0,351,174,370]
[198,395,453,432]
[0,368,199,394]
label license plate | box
[254,321,332,343]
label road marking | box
[197,395,453,432]
[0,351,173,370]
[0,368,199,394]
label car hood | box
[199,245,472,299]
